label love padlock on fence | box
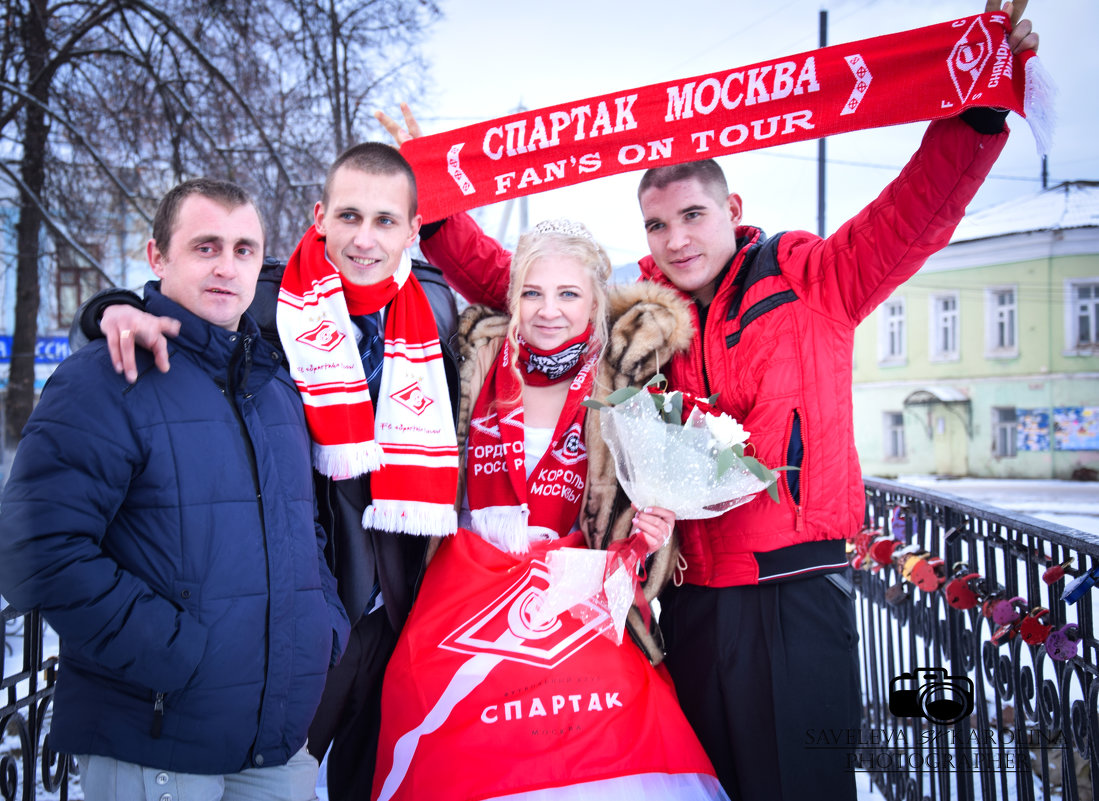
[908,555,946,592]
[885,582,911,606]
[1019,607,1053,645]
[890,543,922,571]
[1042,559,1076,585]
[889,506,908,541]
[990,596,1027,626]
[899,552,928,583]
[980,588,1006,620]
[945,567,983,610]
[1062,568,1099,605]
[1045,624,1081,661]
[869,536,901,569]
[990,621,1020,646]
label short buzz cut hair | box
[152,178,262,254]
[637,159,730,205]
[323,142,418,217]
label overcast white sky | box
[390,0,1096,265]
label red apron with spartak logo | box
[371,529,716,801]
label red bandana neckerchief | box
[276,226,458,536]
[400,12,1052,222]
[516,324,593,387]
[465,339,600,553]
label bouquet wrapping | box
[592,380,780,520]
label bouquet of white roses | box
[584,375,784,520]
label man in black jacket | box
[76,144,460,801]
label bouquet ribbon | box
[402,11,1052,222]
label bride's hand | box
[631,505,676,553]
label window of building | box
[985,286,1018,357]
[878,299,906,365]
[56,245,105,329]
[992,407,1017,458]
[884,412,906,459]
[1065,279,1099,355]
[930,293,960,361]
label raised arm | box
[778,0,1039,324]
[376,104,513,309]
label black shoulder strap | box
[725,231,783,323]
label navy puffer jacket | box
[0,284,350,774]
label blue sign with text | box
[0,335,72,364]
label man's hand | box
[986,0,1039,54]
[100,304,181,383]
[374,102,424,146]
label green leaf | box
[741,455,777,486]
[716,448,737,478]
[706,393,720,406]
[766,482,780,503]
[645,373,667,389]
[604,386,641,406]
[664,392,683,424]
[581,399,606,410]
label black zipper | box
[151,691,165,738]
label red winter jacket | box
[421,116,1007,588]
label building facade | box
[853,181,1099,480]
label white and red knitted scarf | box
[276,226,458,536]
[465,340,600,553]
[401,11,1053,222]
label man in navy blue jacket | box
[0,178,350,801]
[71,144,461,801]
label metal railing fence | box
[854,478,1097,801]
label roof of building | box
[952,180,1099,243]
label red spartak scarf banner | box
[403,12,1049,223]
[276,228,459,536]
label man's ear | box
[313,200,327,234]
[727,193,744,227]
[147,238,166,279]
[407,213,423,247]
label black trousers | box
[307,609,398,801]
[661,573,860,801]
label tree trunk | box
[5,1,50,446]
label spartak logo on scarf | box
[401,12,1050,222]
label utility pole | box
[817,8,828,237]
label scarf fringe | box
[314,441,384,480]
[471,505,531,554]
[1023,56,1056,157]
[363,499,458,537]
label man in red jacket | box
[376,3,1038,797]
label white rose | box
[704,412,750,449]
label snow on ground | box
[892,476,1099,537]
